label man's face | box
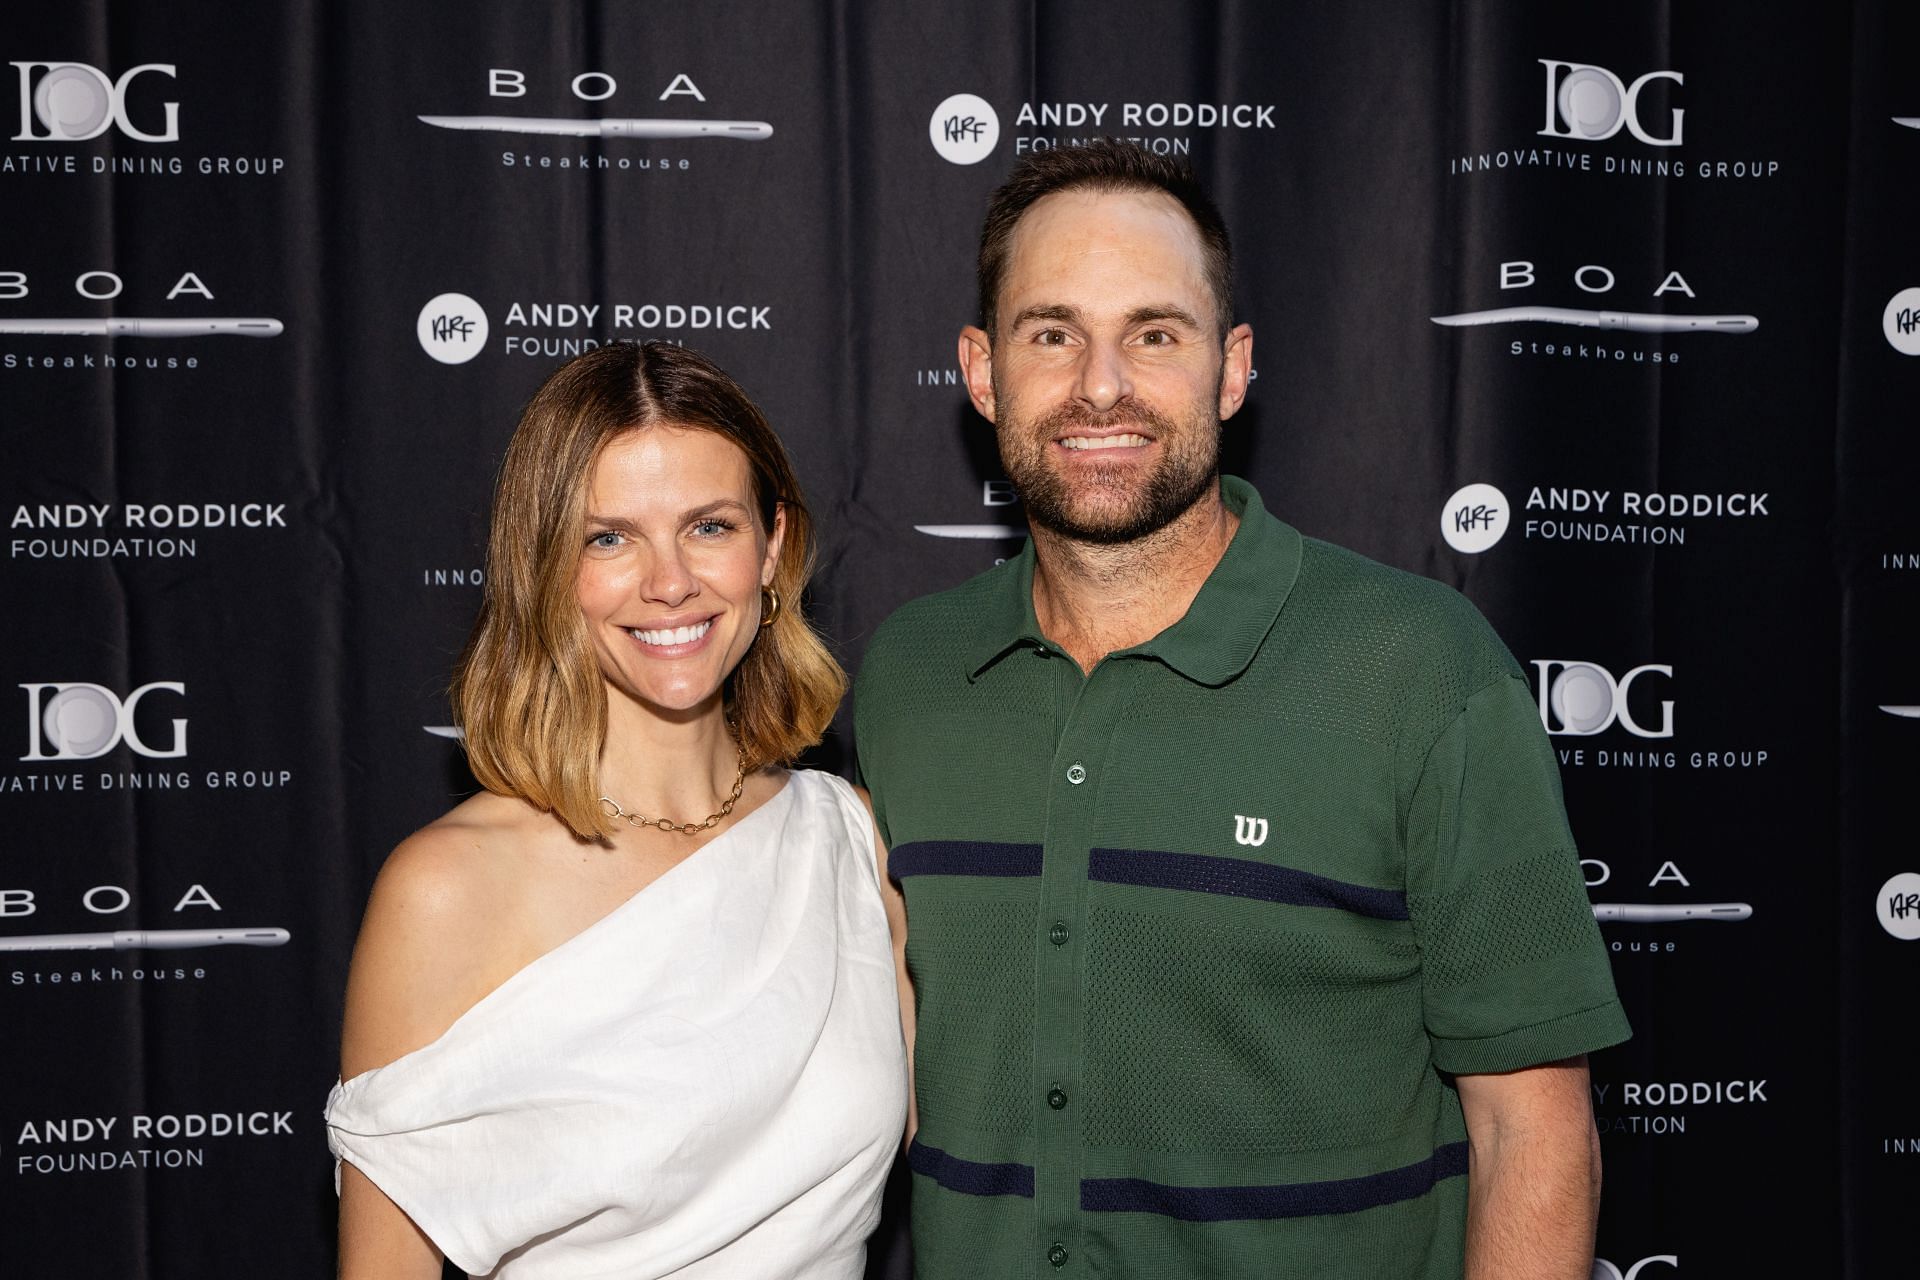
[962,188,1252,545]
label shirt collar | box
[963,537,1046,678]
[965,475,1304,686]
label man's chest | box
[879,656,1410,897]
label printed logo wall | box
[1435,52,1782,383]
[1,57,290,369]
[1428,27,1859,1277]
[0,3,1907,1276]
[0,16,331,1279]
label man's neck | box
[1029,483,1239,674]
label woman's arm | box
[338,1163,441,1279]
[855,786,916,1145]
[336,826,496,1280]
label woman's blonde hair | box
[450,341,846,840]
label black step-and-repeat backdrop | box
[2,2,1914,1276]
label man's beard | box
[997,394,1221,545]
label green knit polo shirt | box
[854,476,1629,1279]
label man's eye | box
[1037,329,1069,346]
[1140,329,1171,345]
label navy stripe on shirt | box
[908,1139,1036,1198]
[1089,846,1409,921]
[1081,1141,1469,1221]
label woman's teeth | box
[629,620,712,645]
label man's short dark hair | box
[976,138,1234,338]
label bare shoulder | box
[340,791,547,1078]
[365,791,535,939]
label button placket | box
[1035,658,1124,1276]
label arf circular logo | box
[1877,872,1920,940]
[929,93,998,165]
[1883,287,1920,356]
[417,292,489,364]
[1441,483,1509,553]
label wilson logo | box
[1233,815,1269,847]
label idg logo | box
[10,62,180,142]
[1531,660,1674,738]
[19,682,187,760]
[1538,60,1683,146]
[1593,1259,1677,1280]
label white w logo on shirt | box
[1233,815,1269,847]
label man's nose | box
[1073,339,1133,413]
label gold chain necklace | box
[599,742,747,835]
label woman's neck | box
[596,692,740,820]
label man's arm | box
[1456,1054,1601,1280]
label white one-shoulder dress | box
[324,770,909,1279]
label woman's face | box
[575,426,783,720]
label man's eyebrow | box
[1008,303,1084,328]
[1126,305,1203,329]
[1006,303,1204,330]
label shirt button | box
[1065,762,1087,785]
[1048,1243,1069,1268]
[1047,1086,1068,1110]
[1049,920,1070,946]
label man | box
[855,140,1629,1279]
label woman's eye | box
[588,530,622,549]
[692,519,733,537]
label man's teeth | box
[630,621,712,645]
[1061,434,1150,451]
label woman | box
[326,341,911,1278]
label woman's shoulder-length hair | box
[449,340,846,841]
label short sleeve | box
[1404,673,1631,1074]
[324,1075,500,1277]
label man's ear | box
[957,325,996,422]
[1218,324,1254,421]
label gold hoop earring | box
[760,585,780,628]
